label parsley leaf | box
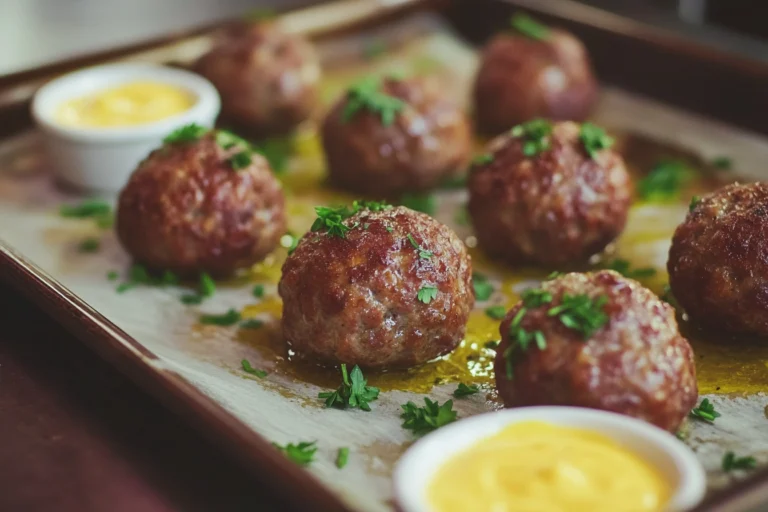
[229,151,252,170]
[689,195,700,212]
[164,123,208,144]
[115,264,179,293]
[407,233,433,259]
[240,319,264,330]
[638,160,692,201]
[690,398,720,423]
[604,259,657,280]
[214,129,250,150]
[503,307,547,378]
[252,284,265,298]
[241,359,267,378]
[547,294,609,338]
[511,119,553,157]
[199,272,216,297]
[473,273,494,301]
[199,309,241,326]
[60,200,111,219]
[311,205,354,238]
[711,156,732,170]
[107,270,119,281]
[78,237,100,253]
[472,153,494,166]
[485,305,507,320]
[580,122,614,159]
[318,364,380,412]
[510,13,550,40]
[722,452,756,472]
[400,193,436,216]
[180,294,204,305]
[342,76,406,126]
[453,383,480,398]
[273,441,317,466]
[417,286,438,304]
[401,398,458,436]
[336,447,350,469]
[521,288,553,308]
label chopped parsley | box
[336,447,350,469]
[417,285,438,304]
[722,452,756,472]
[180,294,204,305]
[401,398,457,436]
[485,305,507,320]
[453,383,480,398]
[385,226,394,233]
[690,398,720,423]
[78,237,100,253]
[214,129,250,150]
[254,137,292,173]
[472,153,494,166]
[472,273,494,301]
[638,160,692,201]
[407,234,433,259]
[503,307,546,378]
[604,259,657,280]
[311,201,391,239]
[711,156,732,170]
[252,284,265,298]
[510,13,550,41]
[318,364,380,411]
[580,122,614,159]
[521,288,553,308]
[241,359,267,378]
[199,272,216,297]
[199,309,241,326]
[511,119,553,157]
[342,76,406,126]
[400,193,436,216]
[689,195,701,212]
[273,441,317,466]
[163,123,208,144]
[547,293,609,338]
[116,264,179,293]
[60,200,111,219]
[107,270,119,281]
[240,319,264,330]
[228,151,253,170]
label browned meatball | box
[668,182,768,337]
[473,28,597,135]
[279,204,474,368]
[194,22,320,136]
[468,120,631,266]
[494,270,697,432]
[321,76,472,196]
[116,129,286,277]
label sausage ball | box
[194,22,320,136]
[669,182,768,337]
[116,128,286,277]
[279,204,474,368]
[473,21,597,134]
[494,270,697,432]
[321,76,472,196]
[468,120,631,266]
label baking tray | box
[2,1,768,510]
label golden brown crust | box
[278,206,474,368]
[494,271,698,432]
[473,31,597,135]
[467,121,631,266]
[669,182,768,336]
[321,76,472,196]
[194,22,320,136]
[116,133,286,277]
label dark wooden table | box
[0,281,289,512]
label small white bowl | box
[31,63,221,192]
[395,406,706,512]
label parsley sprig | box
[401,398,457,436]
[722,452,756,472]
[511,119,553,156]
[580,122,614,159]
[690,398,720,423]
[510,13,550,41]
[547,293,609,338]
[273,441,317,466]
[453,383,480,398]
[310,200,391,239]
[164,123,208,144]
[342,76,406,126]
[318,364,380,411]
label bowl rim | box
[394,406,706,512]
[31,62,220,143]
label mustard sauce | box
[55,81,196,128]
[428,421,670,512]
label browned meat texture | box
[494,271,698,432]
[669,182,768,337]
[278,206,474,368]
[473,31,597,135]
[321,77,472,196]
[467,121,631,266]
[194,22,320,136]
[116,133,286,277]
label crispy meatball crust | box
[669,182,768,337]
[194,22,320,136]
[321,77,472,196]
[473,31,597,135]
[278,206,474,368]
[468,121,631,266]
[116,133,286,277]
[494,271,698,432]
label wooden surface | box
[0,281,291,512]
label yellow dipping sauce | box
[428,421,670,512]
[55,81,196,128]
